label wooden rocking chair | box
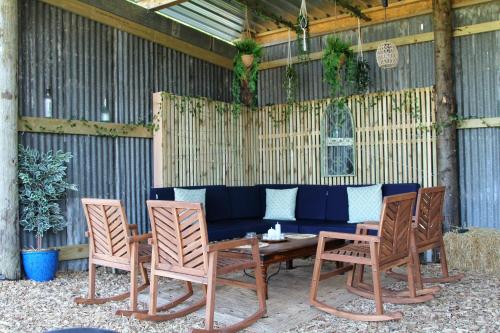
[310,192,437,322]
[132,200,266,333]
[385,186,464,287]
[75,198,151,315]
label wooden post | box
[433,0,460,230]
[0,0,20,280]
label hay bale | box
[443,227,500,276]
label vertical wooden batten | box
[433,0,460,230]
[0,0,20,280]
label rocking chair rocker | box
[310,192,437,321]
[75,199,152,315]
[132,200,266,333]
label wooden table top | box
[225,236,344,265]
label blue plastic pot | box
[21,249,59,282]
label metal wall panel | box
[19,0,232,269]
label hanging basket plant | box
[283,64,298,104]
[322,36,370,98]
[296,0,310,61]
[232,38,263,116]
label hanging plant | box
[283,64,298,104]
[322,36,370,98]
[232,38,263,117]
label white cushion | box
[174,188,206,210]
[263,188,298,221]
[347,184,382,223]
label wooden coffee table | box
[224,235,345,298]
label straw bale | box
[443,227,500,276]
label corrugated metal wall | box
[19,0,232,270]
[258,2,499,229]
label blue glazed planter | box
[21,249,59,282]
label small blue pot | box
[21,249,59,282]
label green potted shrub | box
[232,38,263,115]
[18,145,77,282]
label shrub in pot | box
[18,145,77,282]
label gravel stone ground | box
[0,264,498,333]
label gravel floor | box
[0,264,498,333]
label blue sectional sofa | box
[149,183,419,242]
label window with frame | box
[322,102,355,176]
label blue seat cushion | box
[296,185,328,220]
[228,186,261,219]
[207,219,269,242]
[149,186,231,223]
[299,220,356,234]
[207,219,299,242]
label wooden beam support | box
[255,0,494,46]
[39,0,233,69]
[0,0,21,281]
[458,117,500,129]
[18,117,154,139]
[434,0,460,230]
[259,20,500,70]
[54,244,89,261]
[136,0,189,11]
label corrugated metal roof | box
[131,0,384,43]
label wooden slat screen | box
[153,87,437,188]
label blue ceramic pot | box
[21,249,59,282]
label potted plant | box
[18,145,77,282]
[232,38,263,115]
[322,36,370,98]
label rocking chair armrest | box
[129,224,138,235]
[356,222,380,232]
[319,231,380,243]
[208,238,257,253]
[128,232,152,244]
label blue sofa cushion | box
[150,185,231,223]
[299,220,356,235]
[228,186,261,219]
[150,187,174,201]
[296,185,328,220]
[325,185,349,222]
[382,183,420,196]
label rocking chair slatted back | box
[378,193,416,267]
[414,186,445,247]
[81,198,131,263]
[147,200,209,277]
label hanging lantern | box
[376,0,398,69]
[376,41,399,68]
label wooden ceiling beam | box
[255,0,494,46]
[136,0,190,11]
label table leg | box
[261,265,268,299]
[286,259,294,269]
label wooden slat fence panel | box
[154,87,437,188]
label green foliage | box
[232,38,263,117]
[18,145,77,248]
[322,36,370,98]
[234,39,261,55]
